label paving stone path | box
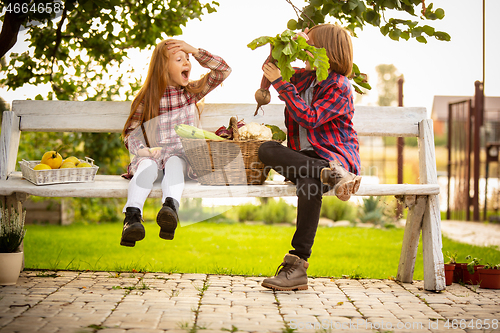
[1,270,499,333]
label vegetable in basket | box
[174,124,226,140]
[238,122,273,141]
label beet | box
[254,87,271,116]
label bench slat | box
[0,172,440,198]
[13,100,426,137]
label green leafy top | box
[247,29,330,82]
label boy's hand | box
[263,63,281,83]
[293,28,310,41]
[165,39,200,57]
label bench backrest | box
[1,100,435,183]
[9,100,426,137]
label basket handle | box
[85,157,95,166]
[229,116,240,141]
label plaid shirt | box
[272,68,360,174]
[124,49,231,176]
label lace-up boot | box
[120,207,145,247]
[157,197,179,240]
[320,160,362,201]
[261,254,309,291]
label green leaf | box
[434,31,451,41]
[407,21,419,29]
[282,42,294,56]
[347,0,359,11]
[380,25,390,36]
[311,47,329,81]
[287,19,297,30]
[247,36,272,50]
[435,8,445,19]
[357,80,371,89]
[389,29,401,41]
[411,27,422,38]
[352,63,360,75]
[416,36,427,44]
[353,84,364,94]
[422,25,435,36]
[365,9,380,26]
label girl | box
[120,39,231,247]
[257,24,361,290]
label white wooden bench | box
[0,100,445,291]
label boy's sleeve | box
[191,49,232,102]
[272,77,351,129]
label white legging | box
[123,156,186,213]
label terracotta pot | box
[478,268,500,289]
[463,265,485,285]
[0,252,24,285]
[453,263,467,283]
[444,264,455,286]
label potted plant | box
[444,251,456,286]
[463,255,484,285]
[0,205,26,285]
[478,263,500,289]
[452,258,468,284]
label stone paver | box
[0,271,499,333]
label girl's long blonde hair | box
[308,24,353,77]
[122,39,209,138]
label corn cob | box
[174,124,225,140]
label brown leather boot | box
[120,207,145,247]
[320,160,362,201]
[261,254,309,291]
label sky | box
[1,0,499,117]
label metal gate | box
[446,82,484,221]
[447,99,472,221]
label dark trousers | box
[258,141,332,260]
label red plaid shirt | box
[124,49,231,176]
[272,68,360,174]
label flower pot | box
[478,268,500,289]
[0,252,24,285]
[463,265,485,285]
[453,263,467,283]
[444,264,455,286]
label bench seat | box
[0,172,440,198]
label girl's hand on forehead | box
[165,39,199,56]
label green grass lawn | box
[24,221,500,280]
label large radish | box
[254,52,274,116]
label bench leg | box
[397,195,426,283]
[422,194,446,291]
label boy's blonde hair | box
[308,24,353,77]
[123,39,208,137]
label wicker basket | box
[180,137,270,185]
[19,157,99,186]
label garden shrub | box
[236,202,262,222]
[356,196,397,228]
[320,196,356,222]
[260,198,296,224]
